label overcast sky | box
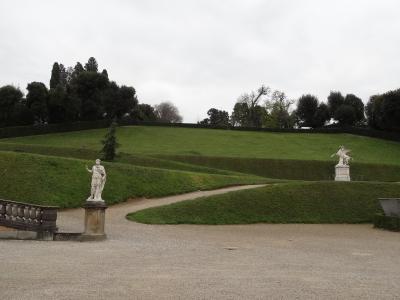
[1,0,399,122]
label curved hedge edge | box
[373,213,400,232]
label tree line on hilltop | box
[199,85,400,132]
[1,60,399,133]
[0,57,182,127]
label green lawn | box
[128,182,400,224]
[2,126,400,165]
[0,151,268,208]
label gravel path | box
[1,184,400,299]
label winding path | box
[57,184,267,233]
[1,184,400,299]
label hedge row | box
[1,119,400,142]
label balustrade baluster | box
[0,203,5,219]
[0,199,58,233]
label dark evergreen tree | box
[85,57,98,72]
[366,95,384,129]
[0,85,24,126]
[70,71,109,120]
[59,64,68,87]
[50,62,60,89]
[344,94,364,123]
[12,101,34,126]
[73,62,85,76]
[313,102,330,127]
[101,69,108,79]
[381,89,400,131]
[26,82,49,123]
[296,94,319,127]
[101,121,119,161]
[327,91,344,118]
[334,105,356,126]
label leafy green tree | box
[200,108,230,127]
[381,89,400,131]
[103,82,138,119]
[264,90,294,128]
[0,85,24,126]
[334,105,356,126]
[231,102,250,127]
[313,103,330,128]
[101,121,119,161]
[296,94,319,127]
[344,94,364,123]
[327,91,344,118]
[50,62,61,89]
[131,104,157,121]
[26,82,49,123]
[85,57,98,72]
[366,95,384,129]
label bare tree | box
[154,101,183,123]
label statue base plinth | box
[335,165,350,181]
[81,201,107,241]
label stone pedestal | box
[80,201,107,241]
[335,164,350,181]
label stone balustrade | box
[0,199,58,233]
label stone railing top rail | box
[0,198,58,209]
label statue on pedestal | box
[86,159,106,202]
[331,146,352,181]
[331,145,352,166]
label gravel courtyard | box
[1,185,399,300]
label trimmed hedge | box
[374,214,400,231]
[1,119,400,142]
[160,155,400,182]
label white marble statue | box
[86,159,107,202]
[331,145,352,166]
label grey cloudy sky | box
[1,0,399,122]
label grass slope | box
[0,143,238,175]
[161,155,400,182]
[2,126,400,165]
[128,182,400,224]
[0,151,267,208]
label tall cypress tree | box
[101,121,119,161]
[50,62,60,89]
[85,57,98,72]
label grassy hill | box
[2,126,400,165]
[1,125,399,215]
[0,151,267,208]
[128,182,400,224]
